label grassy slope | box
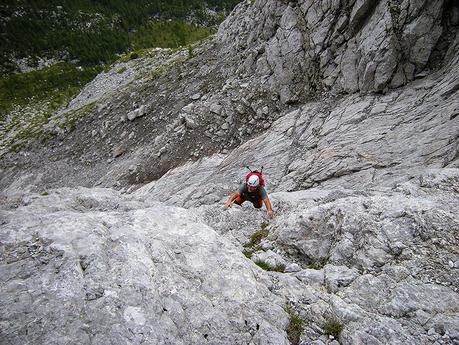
[0,1,241,156]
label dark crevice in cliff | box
[426,0,459,70]
[349,0,382,35]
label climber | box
[224,168,274,219]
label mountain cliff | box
[1,0,458,344]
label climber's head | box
[247,174,260,191]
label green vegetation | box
[2,100,96,155]
[0,0,241,72]
[242,222,270,260]
[307,259,328,270]
[244,222,269,248]
[323,319,343,338]
[131,21,213,51]
[57,102,96,131]
[0,63,100,155]
[10,106,52,150]
[0,63,101,121]
[242,248,253,259]
[254,260,285,272]
[0,1,240,155]
[116,49,151,64]
[148,66,169,81]
[285,306,305,345]
[187,45,194,59]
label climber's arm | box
[263,196,274,218]
[224,192,239,208]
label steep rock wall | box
[1,1,457,192]
[140,50,459,207]
[217,0,458,103]
[0,1,459,344]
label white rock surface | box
[1,1,458,344]
[0,188,289,345]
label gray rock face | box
[0,188,289,345]
[3,171,457,344]
[140,51,459,205]
[124,51,458,342]
[217,0,456,101]
[2,1,457,192]
[1,1,459,344]
[200,168,459,344]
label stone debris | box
[209,102,223,115]
[127,105,146,121]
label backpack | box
[245,166,264,187]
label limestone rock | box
[127,105,146,121]
[209,103,223,115]
[1,1,459,344]
[284,263,301,273]
[324,265,359,293]
[252,250,287,268]
[0,188,290,345]
[217,0,455,99]
[295,269,325,287]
